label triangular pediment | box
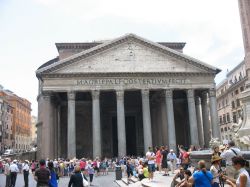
[37,34,220,75]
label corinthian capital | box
[141,89,150,97]
[116,90,124,100]
[91,90,100,100]
[67,91,75,100]
[186,89,194,98]
[165,89,173,98]
[209,88,216,97]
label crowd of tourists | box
[1,157,114,187]
[171,140,250,187]
[1,140,250,187]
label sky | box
[0,0,245,116]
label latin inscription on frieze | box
[76,78,189,86]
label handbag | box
[81,173,89,186]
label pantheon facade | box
[36,34,221,159]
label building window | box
[226,113,230,123]
[235,89,239,95]
[223,114,226,124]
[221,128,224,132]
[236,99,240,107]
[232,101,235,109]
[240,86,244,92]
[224,127,227,131]
[219,116,222,124]
[233,112,237,123]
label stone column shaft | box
[57,105,61,158]
[195,96,204,147]
[92,90,101,158]
[38,93,54,159]
[141,90,153,153]
[201,91,211,147]
[187,90,199,146]
[67,91,76,159]
[165,89,176,152]
[116,90,126,157]
[209,89,221,139]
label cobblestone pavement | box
[0,172,119,187]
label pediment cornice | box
[36,34,221,76]
[41,72,214,79]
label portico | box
[36,34,221,159]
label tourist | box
[48,161,58,187]
[22,160,30,187]
[143,162,149,179]
[126,158,133,184]
[188,160,213,187]
[9,159,19,187]
[212,145,221,157]
[161,146,169,176]
[146,147,156,181]
[86,160,95,186]
[31,160,36,174]
[178,145,190,170]
[167,149,177,174]
[176,170,192,187]
[155,146,162,173]
[173,167,185,186]
[137,164,144,181]
[210,155,222,187]
[68,166,84,187]
[4,158,11,187]
[79,158,86,172]
[34,159,51,187]
[68,160,75,176]
[220,140,241,179]
[223,156,250,187]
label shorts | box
[148,164,156,172]
[162,160,168,169]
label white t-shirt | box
[210,165,219,183]
[236,168,250,187]
[221,147,241,165]
[146,151,155,164]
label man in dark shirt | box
[34,159,51,187]
[161,146,169,176]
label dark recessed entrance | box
[112,116,118,157]
[125,116,137,156]
[112,115,137,157]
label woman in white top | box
[224,156,250,187]
[210,155,222,187]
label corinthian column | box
[209,88,221,139]
[116,90,126,157]
[201,91,211,147]
[67,91,76,158]
[165,89,176,152]
[186,89,199,146]
[92,90,101,158]
[195,96,204,147]
[141,90,153,153]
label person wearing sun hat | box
[22,160,30,187]
[210,155,222,187]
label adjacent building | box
[216,61,247,143]
[30,116,37,147]
[0,87,14,152]
[0,85,32,153]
